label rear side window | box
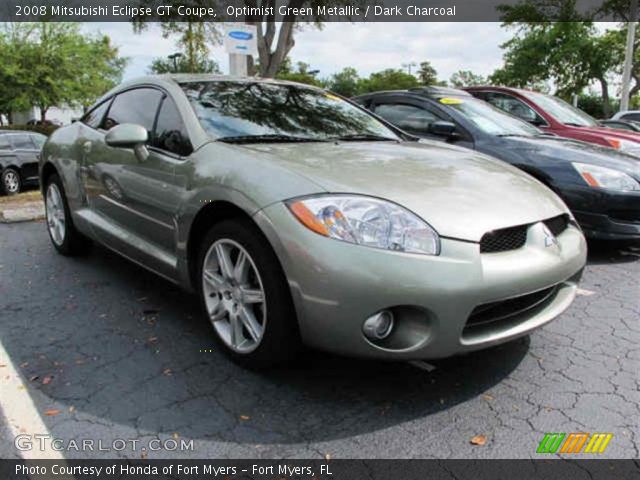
[484,92,546,125]
[622,113,640,122]
[31,134,46,148]
[83,100,111,129]
[10,134,35,150]
[0,136,10,150]
[152,97,193,156]
[103,88,163,137]
[374,103,439,133]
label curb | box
[0,201,45,224]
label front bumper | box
[559,184,640,241]
[254,203,587,360]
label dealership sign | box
[224,24,258,56]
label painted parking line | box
[0,339,65,460]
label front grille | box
[465,285,558,329]
[480,215,570,254]
[480,225,527,253]
[544,214,569,236]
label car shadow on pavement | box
[2,234,529,446]
[586,240,640,266]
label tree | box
[416,61,439,85]
[449,70,487,87]
[0,23,126,122]
[149,55,220,74]
[326,67,361,97]
[357,69,420,94]
[135,0,365,78]
[135,20,220,74]
[276,61,324,87]
[497,0,637,113]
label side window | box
[374,103,439,133]
[10,134,35,150]
[82,100,111,129]
[0,136,10,151]
[31,134,46,149]
[484,92,545,125]
[152,97,193,156]
[103,88,163,137]
[622,113,640,122]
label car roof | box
[113,74,325,93]
[354,86,472,101]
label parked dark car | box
[465,86,640,158]
[0,130,46,195]
[353,87,640,241]
[601,119,640,132]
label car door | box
[80,87,188,275]
[8,133,40,182]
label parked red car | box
[466,86,640,158]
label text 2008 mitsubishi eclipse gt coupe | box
[40,75,587,368]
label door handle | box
[83,141,92,154]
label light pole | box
[402,62,417,75]
[168,53,183,73]
[620,1,638,112]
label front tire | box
[44,174,91,256]
[197,219,300,369]
[1,168,22,195]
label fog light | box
[363,310,395,340]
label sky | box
[84,22,512,83]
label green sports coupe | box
[40,75,587,368]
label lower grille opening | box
[465,285,559,331]
[608,210,640,224]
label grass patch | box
[0,189,42,205]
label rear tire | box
[197,218,300,369]
[44,174,91,256]
[1,168,22,195]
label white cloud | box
[84,22,511,82]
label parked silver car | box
[40,75,587,368]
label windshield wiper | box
[218,134,327,144]
[332,133,398,142]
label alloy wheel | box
[3,170,20,194]
[46,183,66,246]
[202,239,267,353]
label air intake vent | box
[544,214,569,236]
[480,225,528,253]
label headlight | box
[605,137,640,157]
[572,162,640,192]
[287,195,440,255]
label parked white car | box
[612,110,640,122]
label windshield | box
[441,96,542,136]
[181,81,399,142]
[519,90,598,127]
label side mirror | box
[429,120,457,137]
[105,124,149,161]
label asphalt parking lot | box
[0,221,638,459]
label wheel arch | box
[186,200,276,289]
[40,161,59,194]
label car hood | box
[500,135,640,179]
[564,124,640,143]
[245,140,568,242]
